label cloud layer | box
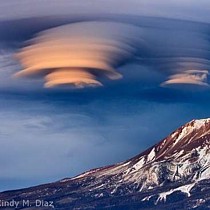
[161,70,209,87]
[15,22,144,88]
[13,18,210,89]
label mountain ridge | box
[1,118,210,209]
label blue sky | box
[1,0,210,192]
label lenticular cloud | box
[161,70,209,87]
[15,19,210,89]
[15,21,143,88]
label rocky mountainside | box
[1,118,210,210]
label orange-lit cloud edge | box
[15,21,143,88]
[15,21,210,89]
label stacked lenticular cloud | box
[15,19,210,89]
[15,21,143,88]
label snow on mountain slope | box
[63,118,210,195]
[2,118,210,210]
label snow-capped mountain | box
[1,118,210,210]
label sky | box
[1,0,210,192]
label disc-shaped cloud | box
[14,19,210,90]
[15,21,143,88]
[161,70,209,87]
[45,69,103,88]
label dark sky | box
[1,0,210,192]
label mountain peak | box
[2,118,210,210]
[187,118,210,128]
[154,118,210,161]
